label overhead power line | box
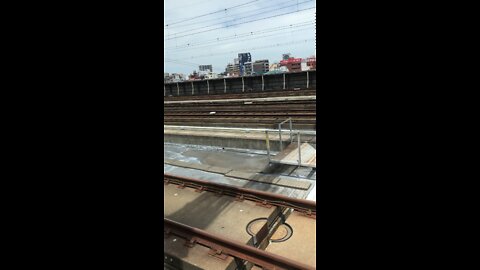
[165,5,316,41]
[165,58,223,72]
[164,0,292,29]
[165,58,200,65]
[165,59,201,68]
[165,0,313,38]
[166,26,314,54]
[165,0,260,27]
[165,21,314,51]
[173,39,315,61]
[165,0,204,13]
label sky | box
[164,0,316,75]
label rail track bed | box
[164,116,315,123]
[165,104,316,112]
[164,173,316,270]
[164,111,316,117]
[164,97,316,129]
[164,122,316,129]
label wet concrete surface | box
[164,164,306,198]
[184,149,269,173]
[164,142,316,201]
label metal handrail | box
[278,118,293,151]
[297,131,302,166]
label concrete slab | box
[164,143,313,198]
[271,143,316,168]
[306,183,316,202]
[165,184,278,242]
[225,171,311,190]
[225,170,257,180]
[265,211,316,268]
[164,164,307,198]
[207,165,233,175]
[184,150,268,173]
[164,184,283,269]
[164,126,316,151]
[165,159,211,172]
[165,156,311,190]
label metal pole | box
[262,75,264,91]
[283,73,286,90]
[297,131,301,166]
[289,119,293,143]
[278,123,283,152]
[207,80,210,94]
[242,77,245,92]
[176,83,179,96]
[191,81,194,95]
[224,78,227,93]
[265,130,270,162]
[306,71,309,89]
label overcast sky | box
[164,0,316,74]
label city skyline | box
[164,0,316,74]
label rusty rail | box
[164,173,316,217]
[164,218,315,270]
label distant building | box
[164,73,186,83]
[252,59,269,75]
[306,56,316,69]
[199,65,212,72]
[244,62,253,75]
[280,57,302,72]
[301,60,309,71]
[204,72,218,79]
[269,63,280,70]
[238,52,251,76]
[225,62,240,77]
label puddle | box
[183,149,269,173]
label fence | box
[164,70,316,97]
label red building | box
[279,58,302,72]
[306,56,316,70]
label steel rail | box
[164,173,316,216]
[164,218,315,270]
[164,95,316,104]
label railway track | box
[165,106,316,113]
[165,98,315,106]
[164,174,316,217]
[164,117,315,122]
[164,93,316,129]
[165,218,315,270]
[164,111,316,117]
[164,173,316,269]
